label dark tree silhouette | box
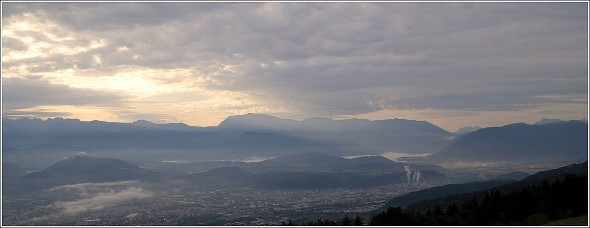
[341,214,351,226]
[368,174,587,226]
[353,214,363,226]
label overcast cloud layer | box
[2,2,587,131]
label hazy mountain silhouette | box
[132,120,206,132]
[301,117,454,154]
[3,154,166,195]
[4,116,586,165]
[534,118,564,125]
[336,119,453,154]
[257,152,350,171]
[176,152,445,189]
[255,152,436,173]
[491,171,530,181]
[302,117,369,134]
[238,152,447,189]
[218,113,313,134]
[429,121,588,163]
[2,117,156,152]
[7,152,446,192]
[455,126,482,135]
[2,117,369,161]
[23,153,157,182]
[218,114,454,154]
[518,161,588,184]
[243,169,446,190]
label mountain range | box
[2,114,587,166]
[2,114,453,162]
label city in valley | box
[2,115,586,225]
[2,1,587,226]
[4,180,431,225]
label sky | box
[1,2,588,132]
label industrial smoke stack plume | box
[404,165,411,185]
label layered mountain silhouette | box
[131,119,206,132]
[218,113,313,134]
[239,153,446,189]
[3,115,587,165]
[534,118,565,125]
[429,121,588,163]
[8,152,447,193]
[218,114,454,153]
[242,170,445,190]
[254,152,441,173]
[491,171,530,181]
[2,114,454,162]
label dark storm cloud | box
[2,2,587,117]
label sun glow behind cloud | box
[1,2,587,130]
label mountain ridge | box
[429,120,588,163]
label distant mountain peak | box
[130,119,199,131]
[221,113,289,123]
[455,126,482,135]
[431,120,588,163]
[218,113,310,133]
[302,117,334,121]
[68,151,91,158]
[534,118,564,125]
[28,154,151,180]
[133,120,154,124]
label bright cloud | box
[2,2,587,130]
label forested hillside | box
[369,173,587,225]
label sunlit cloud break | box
[2,2,587,131]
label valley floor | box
[2,183,436,225]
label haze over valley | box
[2,1,588,226]
[2,115,588,225]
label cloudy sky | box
[2,2,587,131]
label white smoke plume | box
[410,170,422,183]
[404,165,411,185]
